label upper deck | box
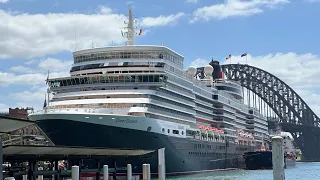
[72,45,184,67]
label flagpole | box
[47,70,50,108]
[44,93,46,110]
[246,54,248,64]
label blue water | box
[166,162,320,180]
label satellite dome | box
[204,65,213,76]
[187,66,197,76]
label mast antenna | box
[121,5,139,45]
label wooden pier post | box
[142,164,151,180]
[23,175,28,180]
[103,165,109,180]
[0,137,3,180]
[158,148,166,180]
[127,164,132,180]
[37,167,43,180]
[272,136,285,180]
[72,166,79,180]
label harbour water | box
[164,162,320,180]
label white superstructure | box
[33,6,269,148]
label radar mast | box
[121,5,139,45]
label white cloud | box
[0,72,70,86]
[0,103,10,112]
[140,12,185,27]
[190,58,209,68]
[0,7,184,59]
[24,59,38,65]
[220,52,320,89]
[186,0,199,4]
[0,0,9,3]
[9,88,46,102]
[190,0,290,22]
[9,58,73,75]
[98,5,113,14]
[10,66,34,73]
[38,58,73,72]
[1,58,72,111]
[305,0,320,3]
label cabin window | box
[173,130,179,134]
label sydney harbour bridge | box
[221,64,320,161]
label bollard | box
[158,165,164,180]
[272,136,285,180]
[103,165,109,180]
[23,175,28,180]
[158,148,166,180]
[0,137,3,180]
[127,164,132,180]
[38,167,43,180]
[4,177,15,180]
[72,166,80,180]
[142,164,150,180]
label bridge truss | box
[220,64,320,160]
[221,64,320,127]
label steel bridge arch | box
[220,64,320,128]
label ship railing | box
[147,107,194,122]
[186,133,225,143]
[44,107,131,114]
[179,71,250,111]
[214,79,242,87]
[195,106,214,115]
[173,71,254,114]
[150,99,191,113]
[154,91,192,105]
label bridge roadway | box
[221,63,320,161]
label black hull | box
[36,119,255,175]
[243,151,272,170]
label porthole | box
[162,128,165,132]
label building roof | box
[0,116,34,135]
[3,145,155,161]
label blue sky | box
[0,0,320,114]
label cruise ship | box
[28,6,269,176]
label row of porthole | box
[194,144,212,149]
[162,128,184,135]
[188,152,224,156]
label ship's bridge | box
[70,45,185,77]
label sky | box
[0,0,320,116]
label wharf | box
[2,145,154,180]
[0,115,156,180]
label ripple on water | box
[162,162,320,180]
